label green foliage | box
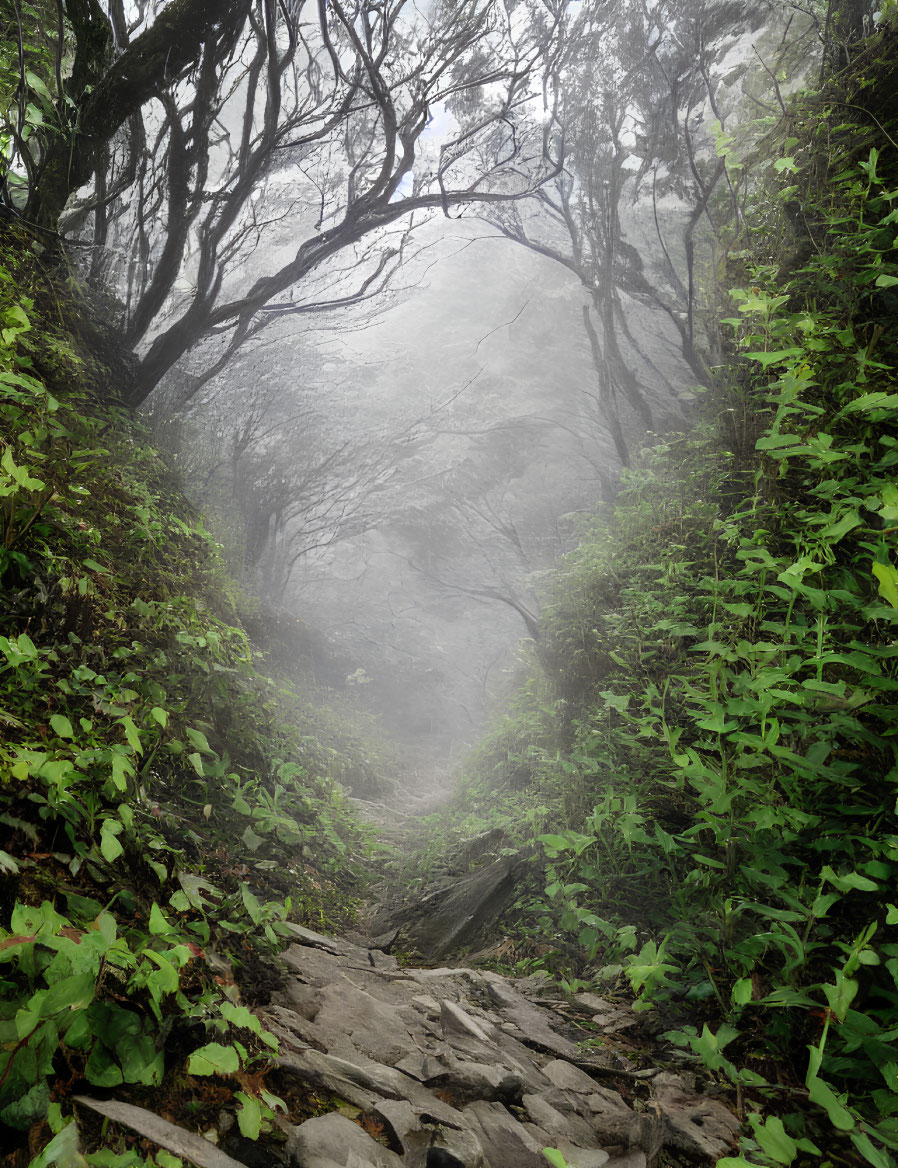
[457,36,898,1168]
[0,226,365,1159]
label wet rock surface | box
[264,926,740,1168]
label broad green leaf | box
[748,1113,797,1164]
[24,1119,83,1168]
[142,950,180,997]
[542,1151,570,1168]
[820,865,878,892]
[732,978,753,1006]
[85,1043,124,1087]
[843,392,898,414]
[220,1001,262,1036]
[746,348,804,367]
[186,727,214,755]
[538,834,573,852]
[49,714,74,740]
[44,972,95,1015]
[822,977,858,1022]
[148,903,173,935]
[118,715,142,753]
[235,1092,262,1140]
[872,563,898,610]
[240,883,262,925]
[241,826,263,852]
[109,753,133,792]
[150,706,168,728]
[187,1042,241,1076]
[99,819,124,863]
[756,432,802,450]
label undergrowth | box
[452,24,898,1168]
[0,222,383,1164]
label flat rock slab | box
[74,1097,248,1168]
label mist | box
[126,0,813,802]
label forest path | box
[254,922,740,1168]
[268,801,743,1168]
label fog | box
[119,0,817,798]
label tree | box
[481,0,806,466]
[1,0,563,408]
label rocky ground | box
[74,806,742,1168]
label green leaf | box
[99,819,124,864]
[732,978,753,1006]
[0,849,19,875]
[109,752,133,793]
[220,1001,263,1037]
[747,1113,798,1164]
[241,826,263,852]
[150,707,168,728]
[822,976,858,1022]
[806,1045,855,1131]
[187,1042,241,1076]
[49,714,74,740]
[746,348,804,368]
[872,563,898,610]
[538,834,572,852]
[27,1119,84,1168]
[235,1092,262,1140]
[874,273,898,288]
[186,727,214,756]
[118,715,143,754]
[843,392,898,414]
[850,1131,893,1168]
[820,865,878,892]
[148,902,173,935]
[542,1151,570,1168]
[85,1043,124,1088]
[239,883,262,925]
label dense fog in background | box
[61,0,819,783]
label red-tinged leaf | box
[0,933,36,949]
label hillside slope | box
[430,23,898,1168]
[0,222,386,1164]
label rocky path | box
[259,923,740,1168]
[244,799,739,1168]
[76,805,741,1168]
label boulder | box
[369,857,521,960]
[372,1099,486,1168]
[461,1100,550,1168]
[652,1072,740,1161]
[286,1112,403,1168]
[522,1093,600,1147]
